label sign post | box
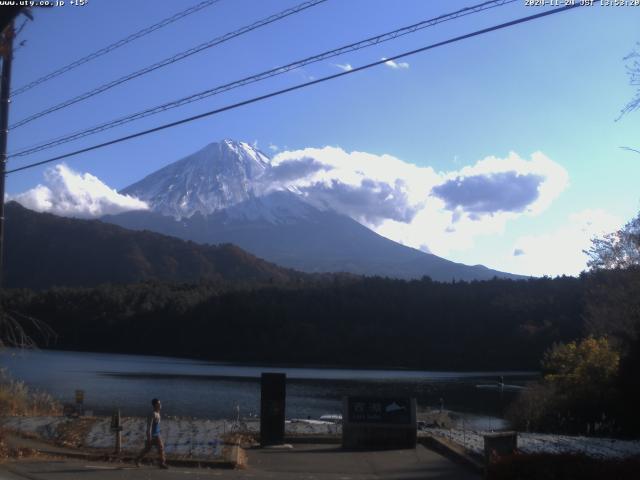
[110,409,123,454]
[75,390,84,416]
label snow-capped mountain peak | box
[121,139,271,219]
[110,139,525,281]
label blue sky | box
[6,0,640,276]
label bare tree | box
[583,214,640,349]
[618,43,640,120]
[0,307,55,349]
[585,213,640,270]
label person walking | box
[136,398,168,469]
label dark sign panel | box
[260,373,286,446]
[347,397,412,424]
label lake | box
[0,349,536,429]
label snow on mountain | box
[222,190,319,224]
[121,139,271,219]
[111,138,526,281]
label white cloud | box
[271,146,440,225]
[268,143,279,152]
[12,164,148,218]
[494,209,623,277]
[333,63,353,72]
[382,57,409,69]
[12,148,574,275]
[441,152,569,216]
[270,147,569,259]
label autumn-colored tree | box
[508,337,621,434]
[544,337,619,433]
[543,337,619,400]
[543,337,619,386]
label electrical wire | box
[11,0,222,96]
[10,0,516,158]
[9,0,328,130]
[6,4,581,175]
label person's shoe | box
[159,463,169,469]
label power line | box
[10,0,517,159]
[9,0,328,130]
[11,0,222,97]
[6,4,581,176]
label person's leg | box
[135,440,152,466]
[154,437,167,468]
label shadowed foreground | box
[1,441,478,480]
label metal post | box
[462,415,466,449]
[111,409,122,454]
[0,22,14,287]
[116,410,121,454]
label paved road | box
[0,443,478,480]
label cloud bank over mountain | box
[12,142,604,276]
[12,164,148,218]
[269,147,569,259]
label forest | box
[1,274,586,370]
[2,213,638,434]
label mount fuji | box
[104,140,524,281]
[122,140,271,219]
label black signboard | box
[347,397,412,424]
[260,373,286,446]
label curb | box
[285,435,341,445]
[419,434,484,474]
[22,447,239,469]
[5,433,241,469]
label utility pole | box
[0,21,14,288]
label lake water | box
[0,349,536,429]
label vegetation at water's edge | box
[507,214,640,437]
[0,368,61,416]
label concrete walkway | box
[244,443,479,479]
[1,445,478,480]
[1,434,479,479]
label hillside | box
[3,202,307,289]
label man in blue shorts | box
[136,398,168,469]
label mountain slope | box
[105,191,524,281]
[107,138,525,281]
[3,202,306,289]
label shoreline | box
[2,348,540,376]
